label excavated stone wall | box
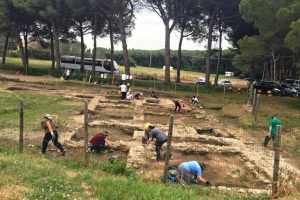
[64,94,299,194]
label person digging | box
[174,99,184,112]
[89,131,113,153]
[41,114,65,156]
[144,123,167,161]
[176,161,211,186]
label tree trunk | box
[119,20,130,75]
[24,32,29,74]
[1,32,9,67]
[205,16,214,86]
[17,33,26,69]
[269,58,273,81]
[52,21,61,69]
[92,14,97,77]
[176,27,184,83]
[79,24,85,73]
[164,24,171,83]
[49,25,55,69]
[109,25,115,86]
[214,21,222,86]
[262,60,267,81]
[272,51,276,81]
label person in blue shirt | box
[176,161,210,185]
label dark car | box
[253,81,278,93]
[272,83,299,97]
[282,79,296,85]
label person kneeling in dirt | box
[144,123,167,161]
[89,131,112,153]
[176,161,210,186]
[150,91,158,99]
[41,114,65,156]
[134,92,143,100]
[190,96,198,104]
[174,99,184,112]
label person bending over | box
[89,131,112,153]
[174,99,184,112]
[144,123,167,161]
[177,161,210,186]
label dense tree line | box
[1,0,299,84]
[237,0,300,80]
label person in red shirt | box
[174,99,184,112]
[89,131,112,153]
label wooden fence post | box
[249,84,254,103]
[252,89,257,114]
[254,94,260,121]
[272,125,282,196]
[19,100,24,154]
[163,115,174,182]
[84,100,89,167]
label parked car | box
[293,80,300,87]
[272,83,299,97]
[282,79,296,85]
[280,79,300,94]
[253,81,278,93]
[217,80,232,88]
[282,79,300,88]
[195,77,206,85]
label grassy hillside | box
[1,57,229,83]
[0,146,268,200]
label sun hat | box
[44,114,52,120]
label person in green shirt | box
[263,113,281,147]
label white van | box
[225,71,234,77]
[60,55,120,75]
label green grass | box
[0,148,269,200]
[0,91,82,131]
[1,57,232,83]
[1,57,53,76]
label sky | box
[83,10,231,51]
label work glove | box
[205,181,211,186]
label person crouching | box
[176,161,210,186]
[89,131,112,153]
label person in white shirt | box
[191,96,198,104]
[126,90,133,100]
[65,69,71,80]
[120,83,127,100]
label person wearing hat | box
[41,114,65,155]
[263,113,281,147]
[176,161,210,186]
[89,131,112,153]
[144,123,167,161]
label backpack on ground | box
[166,167,179,183]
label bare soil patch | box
[0,185,31,200]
